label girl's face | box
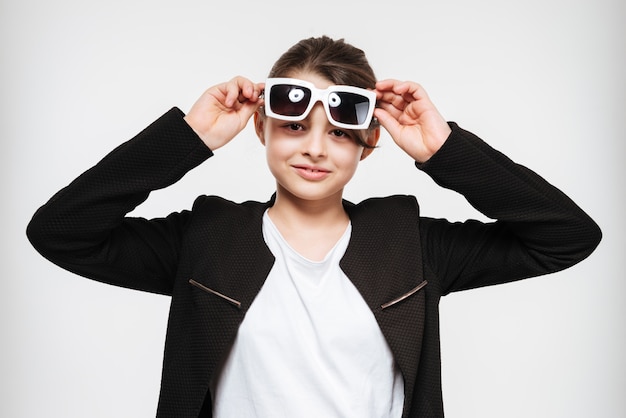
[255,71,379,206]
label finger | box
[375,78,402,94]
[255,82,265,105]
[379,79,427,104]
[240,79,255,101]
[376,99,405,120]
[238,98,264,122]
[377,90,409,112]
[223,78,242,108]
[394,81,429,102]
[243,81,265,102]
[377,80,423,109]
[235,78,265,104]
[374,107,403,137]
[249,82,263,102]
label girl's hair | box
[267,36,378,148]
[268,36,377,89]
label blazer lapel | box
[182,198,276,399]
[341,196,426,415]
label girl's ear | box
[254,110,266,145]
[360,127,380,160]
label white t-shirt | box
[211,211,404,417]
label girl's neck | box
[267,188,350,261]
[269,188,348,228]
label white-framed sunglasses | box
[263,78,377,130]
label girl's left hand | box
[374,79,452,163]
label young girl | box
[27,36,601,418]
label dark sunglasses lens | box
[269,84,312,116]
[328,92,371,126]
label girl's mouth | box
[293,165,331,180]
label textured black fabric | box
[27,108,601,417]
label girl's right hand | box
[184,76,264,150]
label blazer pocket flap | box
[381,280,427,310]
[189,279,242,309]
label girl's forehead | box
[286,71,333,90]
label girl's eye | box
[281,122,304,131]
[284,123,304,131]
[332,129,351,139]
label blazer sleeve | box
[26,107,213,296]
[417,123,602,296]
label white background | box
[2,0,624,417]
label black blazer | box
[27,108,601,417]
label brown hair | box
[269,36,377,89]
[267,36,378,148]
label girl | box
[27,36,601,418]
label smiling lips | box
[292,164,331,180]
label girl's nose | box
[302,105,328,158]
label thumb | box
[374,108,403,140]
[238,100,264,128]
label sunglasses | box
[263,78,377,130]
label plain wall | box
[2,0,624,416]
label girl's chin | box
[274,184,344,204]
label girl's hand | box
[374,79,451,163]
[184,76,264,150]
